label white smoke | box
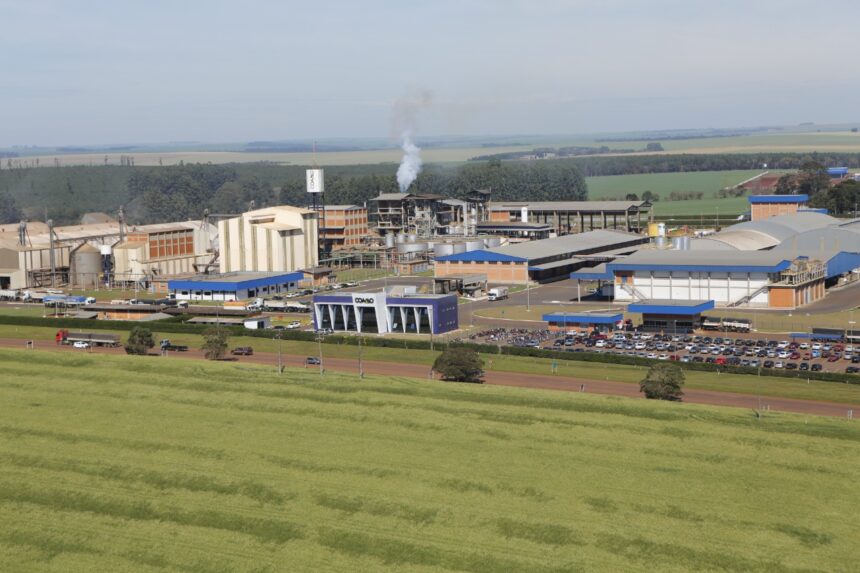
[397,133,422,192]
[393,89,433,193]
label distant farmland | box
[1,349,858,572]
[586,170,768,216]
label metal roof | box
[372,193,411,201]
[476,221,552,230]
[608,250,794,273]
[570,264,612,280]
[748,194,809,203]
[488,200,648,212]
[542,312,622,324]
[437,230,644,264]
[627,300,715,315]
[703,212,838,250]
[168,271,304,291]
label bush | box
[640,363,685,401]
[433,347,485,383]
[125,326,154,355]
[202,328,229,360]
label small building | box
[302,266,335,286]
[317,205,368,251]
[627,300,715,333]
[168,271,303,301]
[313,290,458,335]
[432,273,487,296]
[749,194,808,221]
[187,316,271,329]
[542,311,623,333]
[83,303,169,321]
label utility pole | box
[526,279,531,312]
[358,333,364,379]
[277,331,283,375]
[317,332,324,376]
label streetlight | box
[357,332,364,379]
[276,331,283,375]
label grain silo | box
[72,243,102,288]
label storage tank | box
[99,244,112,256]
[385,233,395,249]
[407,233,418,243]
[72,243,101,288]
[452,242,467,254]
[648,223,660,237]
[484,237,503,248]
[655,236,667,248]
[682,236,690,250]
[434,243,455,257]
[395,233,406,244]
[672,237,684,250]
[465,240,484,252]
[397,241,429,254]
[449,225,463,236]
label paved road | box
[2,337,857,418]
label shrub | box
[640,363,685,401]
[433,347,484,383]
[202,328,229,360]
[125,327,155,355]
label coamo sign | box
[353,297,375,304]
[351,293,383,307]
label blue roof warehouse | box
[168,271,304,301]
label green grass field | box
[2,323,860,405]
[585,170,766,217]
[0,349,857,572]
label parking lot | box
[464,328,860,374]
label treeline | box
[0,160,587,225]
[565,152,860,177]
[809,180,860,216]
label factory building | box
[487,201,651,234]
[112,221,217,286]
[317,205,368,251]
[583,212,860,309]
[313,288,459,335]
[218,206,319,274]
[436,229,648,284]
[749,194,808,221]
[370,193,470,237]
[168,271,304,301]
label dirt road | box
[2,337,857,418]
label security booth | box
[542,312,623,334]
[313,290,459,335]
[627,299,715,334]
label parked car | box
[72,341,90,349]
[798,362,809,371]
[305,356,321,366]
[285,321,302,329]
[846,366,860,374]
[231,347,254,356]
[811,363,823,372]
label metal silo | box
[72,243,102,288]
[484,237,503,248]
[434,243,455,257]
[385,233,395,249]
[452,243,467,254]
[465,240,484,252]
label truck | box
[0,289,21,301]
[285,302,310,313]
[56,330,121,347]
[263,299,288,311]
[487,287,508,302]
[22,290,48,303]
[44,295,88,307]
[160,339,189,352]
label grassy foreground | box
[1,349,858,572]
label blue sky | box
[1,0,857,146]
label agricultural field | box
[1,349,858,573]
[585,170,765,217]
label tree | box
[432,347,484,383]
[640,363,685,401]
[125,326,155,355]
[625,193,639,201]
[202,327,229,360]
[644,142,664,152]
[0,191,23,224]
[641,190,659,203]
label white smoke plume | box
[393,89,433,193]
[397,133,422,193]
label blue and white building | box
[313,290,459,334]
[168,271,303,301]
